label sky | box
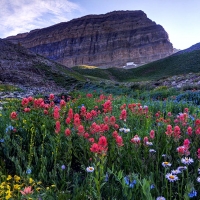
[0,0,200,50]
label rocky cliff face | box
[6,10,173,68]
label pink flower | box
[10,112,17,120]
[55,121,61,134]
[49,93,54,101]
[20,186,33,195]
[150,130,155,139]
[65,128,71,136]
[197,148,200,160]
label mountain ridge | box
[5,10,173,68]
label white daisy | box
[166,173,179,182]
[171,169,182,174]
[177,166,187,171]
[181,157,194,165]
[86,166,94,173]
[162,162,172,167]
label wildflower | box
[119,128,124,132]
[173,125,181,139]
[115,135,124,147]
[49,93,54,101]
[165,125,173,137]
[120,109,127,121]
[86,166,94,172]
[0,138,4,142]
[5,125,14,133]
[197,177,200,182]
[150,130,155,139]
[10,112,17,120]
[149,149,156,153]
[197,148,200,159]
[65,128,71,136]
[130,135,141,144]
[29,178,34,184]
[14,175,20,182]
[55,121,61,134]
[188,190,197,198]
[90,143,99,153]
[150,184,155,189]
[198,168,200,174]
[124,176,136,188]
[26,168,32,174]
[14,184,21,190]
[187,126,193,136]
[105,172,109,182]
[146,141,153,146]
[181,157,194,165]
[177,166,187,171]
[156,197,166,200]
[171,169,182,174]
[165,173,179,182]
[7,175,12,180]
[20,186,33,195]
[61,165,66,170]
[162,162,172,167]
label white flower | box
[198,168,200,174]
[146,141,153,146]
[162,162,172,167]
[177,166,187,171]
[124,128,130,133]
[156,197,166,200]
[197,177,200,183]
[149,149,156,153]
[171,169,182,174]
[86,166,94,173]
[119,128,124,132]
[166,173,179,182]
[181,157,194,165]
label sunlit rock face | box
[6,10,173,68]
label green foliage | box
[0,92,200,199]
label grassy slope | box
[73,50,200,82]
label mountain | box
[5,10,173,68]
[0,39,84,91]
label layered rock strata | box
[6,10,173,68]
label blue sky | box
[0,0,200,50]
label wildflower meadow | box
[0,91,200,199]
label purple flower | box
[61,165,66,170]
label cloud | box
[0,0,80,38]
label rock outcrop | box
[6,10,173,68]
[0,39,79,92]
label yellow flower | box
[46,187,49,190]
[51,185,56,188]
[14,184,21,190]
[6,175,12,180]
[37,181,42,185]
[14,175,20,182]
[5,190,12,199]
[29,178,34,184]
[6,184,11,190]
[36,187,42,191]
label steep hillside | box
[0,39,84,92]
[73,48,200,82]
[5,10,173,68]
